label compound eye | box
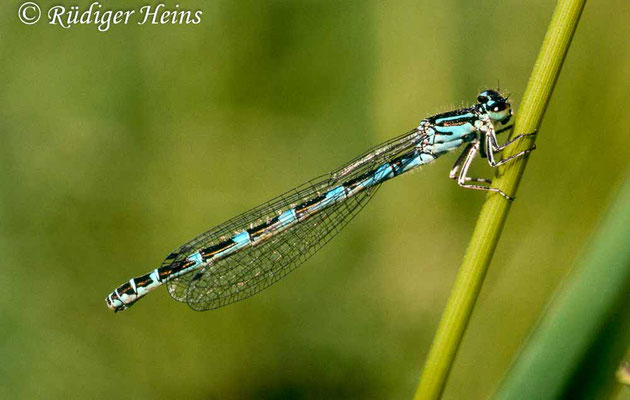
[477,95,488,103]
[492,101,507,112]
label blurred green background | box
[1,0,629,399]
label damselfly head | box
[477,89,512,125]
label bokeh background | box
[1,0,629,399]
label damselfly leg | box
[486,128,538,167]
[449,142,515,200]
[449,128,537,200]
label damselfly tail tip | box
[106,290,132,313]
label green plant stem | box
[413,1,587,399]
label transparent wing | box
[164,128,422,309]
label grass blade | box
[494,174,630,399]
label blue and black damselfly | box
[106,90,535,312]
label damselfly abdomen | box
[106,90,535,312]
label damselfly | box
[106,90,535,312]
